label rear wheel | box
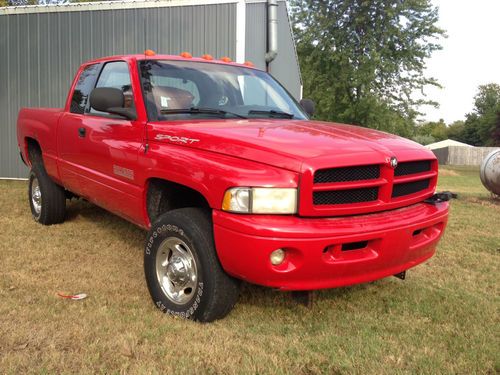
[28,165,66,225]
[144,208,240,322]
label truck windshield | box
[139,60,308,121]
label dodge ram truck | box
[17,52,449,322]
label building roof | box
[425,139,474,150]
[0,0,254,15]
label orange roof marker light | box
[144,49,156,56]
[201,54,214,60]
[244,61,255,67]
[220,56,232,63]
[180,52,193,58]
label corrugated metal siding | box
[0,3,236,178]
[270,1,301,100]
[244,2,266,70]
[245,1,301,100]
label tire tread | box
[30,163,66,225]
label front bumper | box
[213,201,449,290]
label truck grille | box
[392,179,430,198]
[314,165,380,183]
[301,158,437,216]
[313,188,378,205]
[394,160,431,176]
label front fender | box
[139,142,299,210]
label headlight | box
[222,187,297,214]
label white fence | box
[432,146,500,166]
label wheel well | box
[26,138,42,166]
[146,178,210,224]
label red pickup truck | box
[17,53,449,322]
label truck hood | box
[148,119,435,172]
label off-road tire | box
[144,208,240,322]
[28,165,66,225]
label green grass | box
[0,168,498,374]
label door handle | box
[78,127,86,138]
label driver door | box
[76,60,144,224]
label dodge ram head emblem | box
[390,156,398,169]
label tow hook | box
[393,271,406,280]
[424,191,457,205]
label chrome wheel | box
[31,177,42,217]
[155,237,198,305]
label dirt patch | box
[439,169,460,177]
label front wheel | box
[144,208,240,322]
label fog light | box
[270,249,286,265]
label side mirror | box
[300,98,315,117]
[89,87,136,120]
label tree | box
[415,118,447,141]
[412,134,435,146]
[446,120,466,143]
[472,83,500,145]
[1,0,38,5]
[491,112,500,146]
[290,0,445,137]
[461,113,483,146]
[457,84,500,146]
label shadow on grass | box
[461,195,500,207]
[238,279,386,311]
[65,199,145,248]
[61,199,400,313]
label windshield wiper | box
[248,110,294,119]
[160,107,247,119]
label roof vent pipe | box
[265,0,278,65]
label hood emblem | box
[389,156,398,169]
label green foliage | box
[449,84,500,146]
[290,0,445,136]
[472,83,500,145]
[415,118,447,141]
[461,113,483,146]
[2,0,38,5]
[492,112,500,145]
[412,134,435,145]
[446,120,465,142]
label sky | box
[419,0,500,124]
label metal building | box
[0,0,302,178]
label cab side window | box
[70,64,100,114]
[89,61,134,115]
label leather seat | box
[151,86,195,112]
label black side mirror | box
[89,87,136,120]
[300,98,316,117]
